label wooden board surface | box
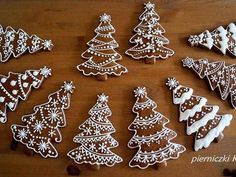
[0,0,236,177]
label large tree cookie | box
[126,2,174,64]
[128,87,185,169]
[11,82,75,158]
[77,13,128,81]
[67,93,123,168]
[166,77,232,151]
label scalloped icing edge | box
[194,114,232,151]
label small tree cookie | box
[166,77,232,151]
[77,13,128,81]
[67,93,123,168]
[182,57,236,109]
[0,66,51,123]
[125,2,174,64]
[11,81,75,158]
[0,25,53,63]
[128,87,185,169]
[188,23,236,57]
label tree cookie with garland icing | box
[77,13,128,81]
[125,2,174,64]
[128,87,185,169]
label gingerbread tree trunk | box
[182,57,236,109]
[67,93,123,167]
[128,87,185,169]
[0,25,53,63]
[166,77,232,151]
[11,82,75,158]
[0,66,51,123]
[77,13,128,81]
[188,23,236,57]
[125,2,174,64]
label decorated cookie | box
[166,77,232,151]
[11,81,75,158]
[0,67,51,123]
[67,93,123,167]
[188,23,236,57]
[128,87,185,169]
[125,2,174,64]
[0,25,53,63]
[77,13,128,81]
[182,57,236,109]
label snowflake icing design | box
[166,77,179,90]
[37,140,49,152]
[40,66,52,78]
[182,57,194,68]
[33,120,45,133]
[145,2,155,10]
[188,35,200,45]
[43,40,53,51]
[134,87,147,98]
[100,13,111,22]
[62,81,75,94]
[17,128,28,139]
[46,108,62,124]
[98,93,108,103]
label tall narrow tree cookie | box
[166,77,232,151]
[182,57,236,109]
[125,2,174,64]
[77,13,128,81]
[11,82,75,158]
[0,66,51,123]
[67,93,123,167]
[188,23,236,57]
[0,25,53,63]
[128,87,185,169]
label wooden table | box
[0,0,236,177]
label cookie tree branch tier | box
[125,2,174,64]
[166,77,232,151]
[11,82,75,158]
[182,57,236,109]
[0,25,53,63]
[128,87,185,169]
[188,23,236,57]
[77,13,128,81]
[0,66,51,123]
[67,93,123,168]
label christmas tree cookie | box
[188,23,236,57]
[0,67,51,123]
[77,13,128,81]
[67,93,123,168]
[126,2,174,64]
[0,25,53,63]
[11,82,75,158]
[166,77,232,151]
[182,57,236,109]
[128,87,185,169]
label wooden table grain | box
[0,0,236,177]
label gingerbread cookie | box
[0,66,51,123]
[188,23,236,57]
[0,25,53,63]
[67,93,123,167]
[182,57,236,109]
[11,81,75,158]
[166,77,232,151]
[77,13,128,81]
[128,87,185,169]
[125,2,174,64]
